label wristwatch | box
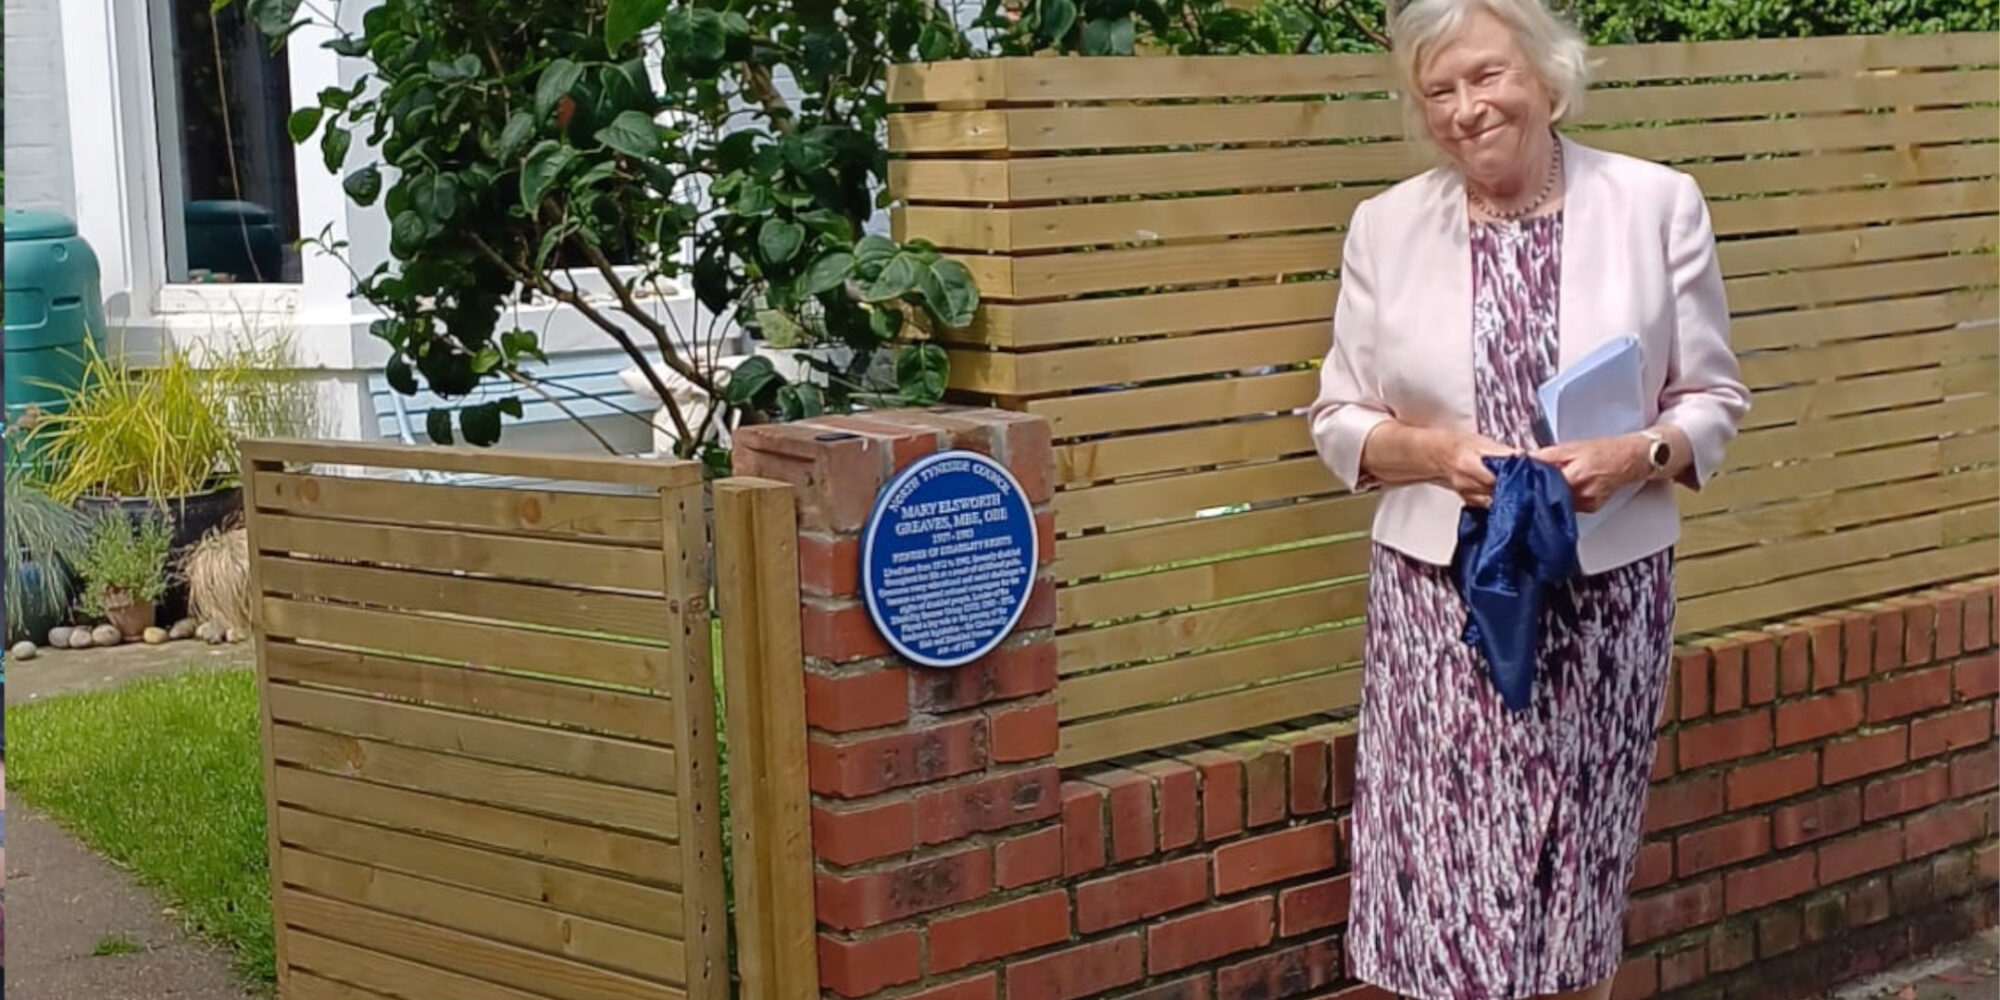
[1641,429,1671,475]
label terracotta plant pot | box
[103,593,159,640]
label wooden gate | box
[244,439,730,1000]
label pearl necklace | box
[1468,137,1562,221]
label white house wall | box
[5,0,79,216]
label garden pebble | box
[169,618,197,641]
[196,621,226,645]
[92,624,123,647]
[48,626,74,648]
[10,640,37,661]
[143,627,170,645]
[68,629,95,649]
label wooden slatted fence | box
[245,439,737,1000]
[887,32,2000,766]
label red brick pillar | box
[733,407,1060,1000]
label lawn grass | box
[9,667,274,985]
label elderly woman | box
[1306,2,1750,999]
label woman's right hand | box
[1433,432,1517,508]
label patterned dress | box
[1345,212,1676,1000]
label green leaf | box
[520,141,576,209]
[460,402,502,447]
[501,329,545,363]
[801,251,853,296]
[798,208,853,242]
[326,35,370,57]
[721,355,781,405]
[342,165,382,206]
[499,396,525,419]
[471,346,504,374]
[918,22,958,62]
[1040,0,1079,44]
[780,137,833,175]
[385,354,418,395]
[864,254,923,302]
[426,408,454,445]
[895,343,950,404]
[535,59,584,118]
[246,0,303,38]
[731,181,776,217]
[1081,16,1136,55]
[321,124,353,172]
[287,106,323,144]
[758,218,806,266]
[389,211,426,256]
[498,112,535,158]
[777,383,826,420]
[606,0,667,49]
[595,110,662,158]
[926,259,980,327]
[853,234,898,276]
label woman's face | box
[1415,8,1556,189]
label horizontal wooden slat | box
[1688,430,1998,518]
[1676,539,1999,636]
[1057,415,1315,486]
[1059,580,1367,676]
[959,283,1336,350]
[952,324,1325,396]
[1680,502,1997,598]
[263,598,669,692]
[904,144,1995,257]
[1727,396,1995,471]
[1711,179,1999,240]
[282,850,685,984]
[1681,467,1999,558]
[254,473,664,545]
[244,438,699,489]
[1739,326,1994,387]
[1726,248,1996,315]
[894,110,1995,205]
[268,684,675,791]
[289,932,561,1000]
[1055,457,1335,534]
[256,514,666,594]
[290,968,404,1000]
[278,808,685,937]
[979,232,1342,301]
[890,69,1995,154]
[885,34,1994,106]
[260,557,674,642]
[1054,494,1373,582]
[1731,288,1993,353]
[286,892,682,1000]
[274,724,678,839]
[1721,216,1996,279]
[1743,359,2000,431]
[1059,536,1370,630]
[1025,370,1320,442]
[1064,625,1363,721]
[1058,667,1366,766]
[275,768,682,886]
[264,642,675,745]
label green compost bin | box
[5,208,107,471]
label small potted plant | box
[76,509,173,640]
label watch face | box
[1650,440,1671,467]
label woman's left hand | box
[1530,435,1652,513]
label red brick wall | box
[735,408,1998,1000]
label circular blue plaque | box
[861,449,1039,668]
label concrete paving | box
[7,637,247,704]
[1823,929,1998,1000]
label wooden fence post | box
[715,477,819,1000]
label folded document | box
[1533,334,1644,538]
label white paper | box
[1536,334,1645,538]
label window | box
[150,0,302,283]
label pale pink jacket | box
[1307,136,1751,576]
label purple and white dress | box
[1344,211,1675,1000]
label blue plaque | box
[861,449,1039,668]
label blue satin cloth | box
[1449,456,1582,712]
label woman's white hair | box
[1387,0,1592,139]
